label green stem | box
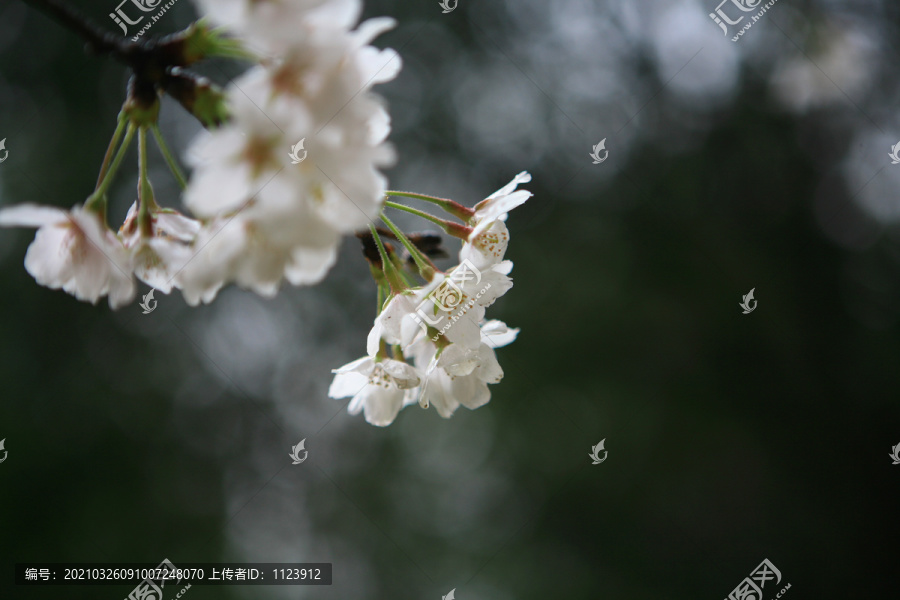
[380,213,435,281]
[369,224,405,293]
[85,123,136,212]
[95,112,127,191]
[383,200,472,240]
[385,190,474,221]
[137,127,157,237]
[151,124,188,189]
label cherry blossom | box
[0,205,135,308]
[329,356,420,426]
[118,202,200,294]
[409,321,519,419]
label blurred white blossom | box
[180,0,401,303]
[0,205,135,308]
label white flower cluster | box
[181,0,401,304]
[0,0,533,430]
[329,173,532,426]
[0,0,399,308]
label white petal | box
[438,344,480,377]
[472,190,532,235]
[360,386,405,427]
[332,356,375,375]
[0,204,67,228]
[329,369,370,399]
[285,245,338,286]
[480,320,520,348]
[475,343,504,385]
[460,220,510,269]
[484,171,532,202]
[156,211,201,242]
[381,359,420,389]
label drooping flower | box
[0,205,135,308]
[373,260,515,351]
[118,201,200,293]
[336,171,532,426]
[328,356,420,426]
[409,321,519,419]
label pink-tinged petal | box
[0,204,67,228]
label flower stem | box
[385,190,474,221]
[95,112,126,191]
[369,224,405,293]
[137,127,157,237]
[380,213,435,281]
[383,200,472,240]
[151,124,188,189]
[85,123,136,212]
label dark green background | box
[1,0,898,598]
